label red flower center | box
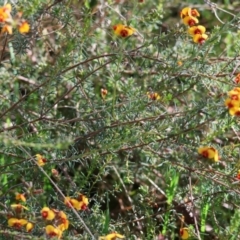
[42,211,48,218]
[13,222,21,229]
[120,29,128,37]
[188,20,196,27]
[202,150,209,158]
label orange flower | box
[198,146,219,162]
[77,193,89,210]
[180,7,200,19]
[188,25,206,36]
[8,218,28,229]
[193,33,208,44]
[41,207,55,220]
[113,24,135,37]
[180,227,189,239]
[36,154,47,166]
[15,193,26,202]
[147,92,160,101]
[26,222,34,232]
[99,232,125,240]
[45,225,62,239]
[229,107,240,116]
[0,3,12,23]
[182,16,199,26]
[18,21,30,34]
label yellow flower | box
[182,16,199,26]
[41,207,55,220]
[77,193,89,210]
[0,3,12,23]
[113,24,135,37]
[180,227,189,239]
[192,33,208,44]
[8,218,28,229]
[26,222,34,232]
[147,92,160,101]
[188,25,206,36]
[229,107,240,117]
[225,98,239,109]
[36,154,47,166]
[11,203,28,212]
[99,232,125,240]
[180,7,200,19]
[18,21,30,34]
[45,225,62,239]
[57,211,69,231]
[64,197,81,210]
[15,193,26,202]
[1,24,12,34]
[198,146,219,162]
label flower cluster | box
[180,7,208,44]
[64,193,89,210]
[8,193,34,233]
[198,146,219,162]
[225,87,240,117]
[41,207,69,239]
[0,3,30,35]
[112,24,135,38]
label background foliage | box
[1,0,240,239]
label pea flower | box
[41,207,55,220]
[45,225,62,239]
[180,227,189,239]
[235,73,240,84]
[225,98,239,109]
[8,218,28,229]
[77,193,89,210]
[15,193,26,202]
[57,211,69,231]
[64,197,81,210]
[229,107,240,116]
[99,232,125,240]
[113,24,135,37]
[198,146,219,162]
[11,203,28,212]
[36,154,47,166]
[0,3,12,23]
[18,20,30,34]
[182,16,199,26]
[193,33,208,44]
[147,92,160,101]
[101,88,108,99]
[180,7,200,19]
[188,25,206,36]
[26,222,34,232]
